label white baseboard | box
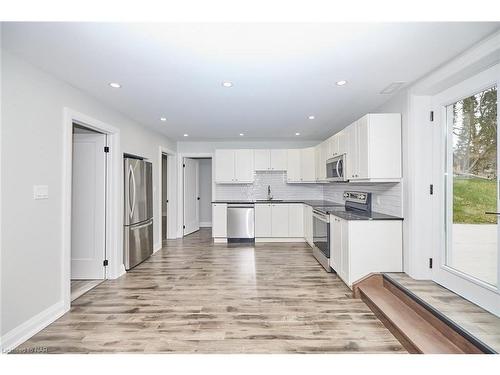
[199,222,212,227]
[213,238,228,243]
[1,300,66,353]
[255,237,306,243]
[116,264,126,278]
[153,242,162,253]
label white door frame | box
[431,64,500,316]
[157,146,176,246]
[177,153,214,238]
[183,157,200,235]
[62,108,122,311]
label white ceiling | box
[3,22,499,141]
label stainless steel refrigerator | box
[124,157,153,270]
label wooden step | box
[359,284,464,354]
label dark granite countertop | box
[212,199,403,221]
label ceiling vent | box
[380,81,406,95]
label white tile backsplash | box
[322,182,403,216]
[216,172,403,216]
[216,171,323,201]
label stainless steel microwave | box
[326,154,347,182]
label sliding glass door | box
[446,86,498,286]
[433,65,500,316]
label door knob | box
[197,197,200,200]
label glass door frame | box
[432,63,500,316]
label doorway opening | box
[162,153,168,245]
[70,123,107,302]
[183,157,212,237]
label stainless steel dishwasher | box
[227,203,255,241]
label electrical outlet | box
[33,185,49,200]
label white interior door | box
[162,154,168,241]
[71,132,106,279]
[183,157,200,236]
[432,65,500,316]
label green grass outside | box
[454,177,497,224]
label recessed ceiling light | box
[183,134,189,137]
[336,80,347,86]
[295,132,300,136]
[109,82,121,88]
[308,115,315,120]
[160,117,167,122]
[222,81,233,88]
[239,133,244,136]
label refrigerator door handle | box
[129,164,136,219]
[130,218,153,230]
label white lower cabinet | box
[329,217,402,288]
[288,204,304,238]
[330,216,344,274]
[255,203,305,240]
[270,204,289,237]
[303,204,313,247]
[255,204,272,237]
[212,203,227,238]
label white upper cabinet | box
[315,141,328,181]
[215,149,254,183]
[327,130,346,160]
[214,112,401,185]
[235,149,255,182]
[270,149,287,170]
[254,149,271,171]
[287,147,316,183]
[254,149,287,171]
[337,129,347,156]
[215,149,236,183]
[286,149,301,182]
[300,147,316,182]
[346,113,401,182]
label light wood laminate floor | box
[16,229,405,353]
[387,272,500,353]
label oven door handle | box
[313,211,330,223]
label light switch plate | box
[33,185,49,200]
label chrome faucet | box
[267,185,273,200]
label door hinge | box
[430,111,434,122]
[104,146,110,153]
[103,259,109,267]
[429,258,433,269]
[429,184,434,195]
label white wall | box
[375,30,500,279]
[198,158,212,226]
[0,49,177,341]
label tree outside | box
[452,86,497,224]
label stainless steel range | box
[312,191,372,272]
[312,209,332,271]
